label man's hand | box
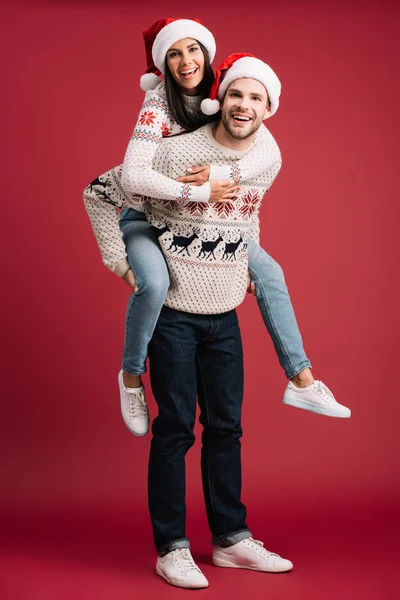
[122,268,139,293]
[175,165,210,185]
[247,271,256,296]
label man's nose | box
[238,97,251,111]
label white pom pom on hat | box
[140,18,216,92]
[201,53,282,117]
[200,98,221,115]
[140,72,162,92]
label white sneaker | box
[213,537,293,573]
[118,370,149,436]
[156,548,209,589]
[283,380,351,418]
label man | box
[138,55,293,588]
[84,54,295,587]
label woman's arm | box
[121,91,211,203]
[83,168,130,277]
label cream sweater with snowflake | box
[84,81,281,277]
[142,123,281,314]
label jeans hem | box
[121,365,147,377]
[157,538,190,557]
[212,528,252,547]
[286,360,312,380]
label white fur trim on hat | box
[152,19,216,74]
[140,72,161,92]
[218,57,281,116]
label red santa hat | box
[201,53,281,117]
[140,18,216,92]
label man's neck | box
[212,122,255,151]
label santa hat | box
[140,18,216,92]
[201,53,281,116]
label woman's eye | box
[189,47,199,52]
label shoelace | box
[246,538,279,557]
[173,548,201,573]
[314,380,335,404]
[127,390,148,417]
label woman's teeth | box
[180,68,198,78]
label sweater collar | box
[202,123,254,157]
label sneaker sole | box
[283,396,351,418]
[156,565,209,588]
[121,413,149,437]
[213,555,293,573]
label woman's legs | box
[117,211,170,435]
[247,239,311,380]
[120,218,170,377]
[247,240,351,418]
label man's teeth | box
[233,115,251,121]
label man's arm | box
[247,207,260,246]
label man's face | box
[220,78,271,140]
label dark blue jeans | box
[148,306,252,556]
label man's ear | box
[263,106,272,120]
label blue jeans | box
[148,306,252,555]
[119,208,311,378]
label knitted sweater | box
[121,82,211,207]
[144,123,281,314]
[83,82,281,277]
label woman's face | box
[166,37,205,94]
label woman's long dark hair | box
[164,41,215,131]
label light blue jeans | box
[119,208,311,378]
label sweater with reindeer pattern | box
[145,123,281,314]
[83,81,282,278]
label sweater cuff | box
[186,181,210,202]
[209,164,232,182]
[112,258,131,278]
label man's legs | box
[196,310,293,573]
[147,306,198,555]
[147,307,211,589]
[195,310,252,545]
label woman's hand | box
[209,180,239,203]
[122,268,139,293]
[175,165,210,185]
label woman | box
[83,18,350,437]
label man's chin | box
[227,126,254,140]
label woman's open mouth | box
[179,67,199,80]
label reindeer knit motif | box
[144,123,281,314]
[83,81,283,278]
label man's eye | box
[252,97,261,101]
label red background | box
[1,1,399,598]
